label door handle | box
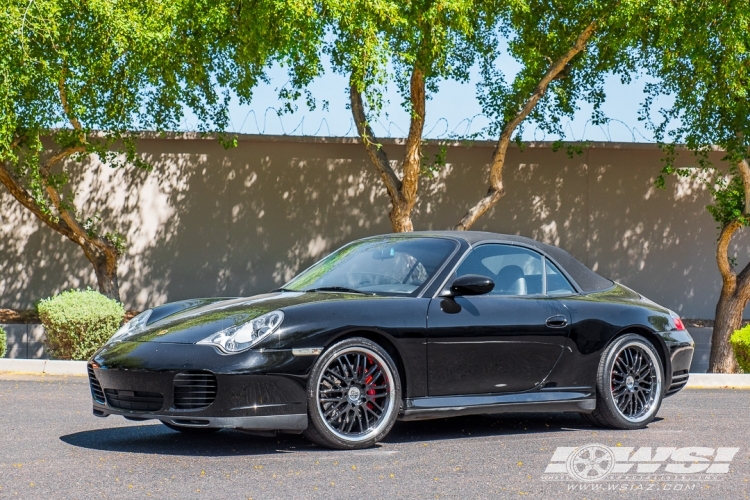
[546,315,568,328]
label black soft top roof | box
[408,231,614,293]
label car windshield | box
[284,237,457,296]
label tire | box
[161,421,221,434]
[303,337,401,450]
[579,412,604,428]
[585,333,665,430]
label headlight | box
[110,309,153,342]
[198,310,284,354]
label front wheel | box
[303,337,401,450]
[584,334,664,430]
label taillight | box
[672,316,685,330]
[669,311,686,331]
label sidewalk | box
[0,359,87,376]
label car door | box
[427,244,572,396]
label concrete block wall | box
[687,327,712,374]
[1,324,48,359]
[1,136,748,320]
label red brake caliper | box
[365,357,375,409]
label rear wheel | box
[583,334,664,430]
[161,421,221,434]
[303,337,401,450]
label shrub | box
[38,289,125,361]
[0,326,6,358]
[730,325,750,373]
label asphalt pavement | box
[1,375,748,499]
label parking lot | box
[1,374,748,499]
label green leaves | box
[641,0,750,229]
[326,0,496,116]
[38,288,125,360]
[730,324,750,373]
[1,0,235,245]
[0,1,318,298]
[708,168,750,230]
[480,0,644,141]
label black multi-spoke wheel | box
[582,334,664,430]
[304,338,401,449]
[611,344,658,420]
[318,351,390,435]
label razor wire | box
[193,106,657,143]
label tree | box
[325,0,497,232]
[0,0,222,301]
[455,0,643,230]
[639,0,750,373]
[0,0,322,301]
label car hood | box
[121,291,364,344]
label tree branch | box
[349,80,402,203]
[58,67,83,131]
[0,161,74,239]
[38,147,105,250]
[400,67,426,212]
[737,158,750,214]
[2,142,103,253]
[717,220,740,288]
[736,260,750,300]
[41,145,86,177]
[10,134,26,151]
[455,19,599,230]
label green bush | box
[730,325,750,373]
[38,289,125,360]
[0,326,6,358]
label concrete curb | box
[685,374,750,389]
[0,359,87,376]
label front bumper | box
[95,408,307,431]
[88,342,312,431]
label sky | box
[180,56,672,143]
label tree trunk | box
[88,247,121,302]
[390,201,414,232]
[709,218,750,372]
[710,287,744,373]
[0,77,123,302]
[349,66,425,233]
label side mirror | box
[443,274,495,297]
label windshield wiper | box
[270,287,296,293]
[305,286,371,295]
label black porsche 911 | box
[88,231,694,449]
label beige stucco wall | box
[1,135,746,319]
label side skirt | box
[399,390,595,421]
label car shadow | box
[59,413,665,457]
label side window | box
[545,260,576,295]
[455,244,543,296]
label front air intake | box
[173,372,218,410]
[104,389,164,411]
[87,365,105,404]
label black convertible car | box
[88,232,694,449]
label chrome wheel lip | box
[315,346,396,443]
[609,340,663,423]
